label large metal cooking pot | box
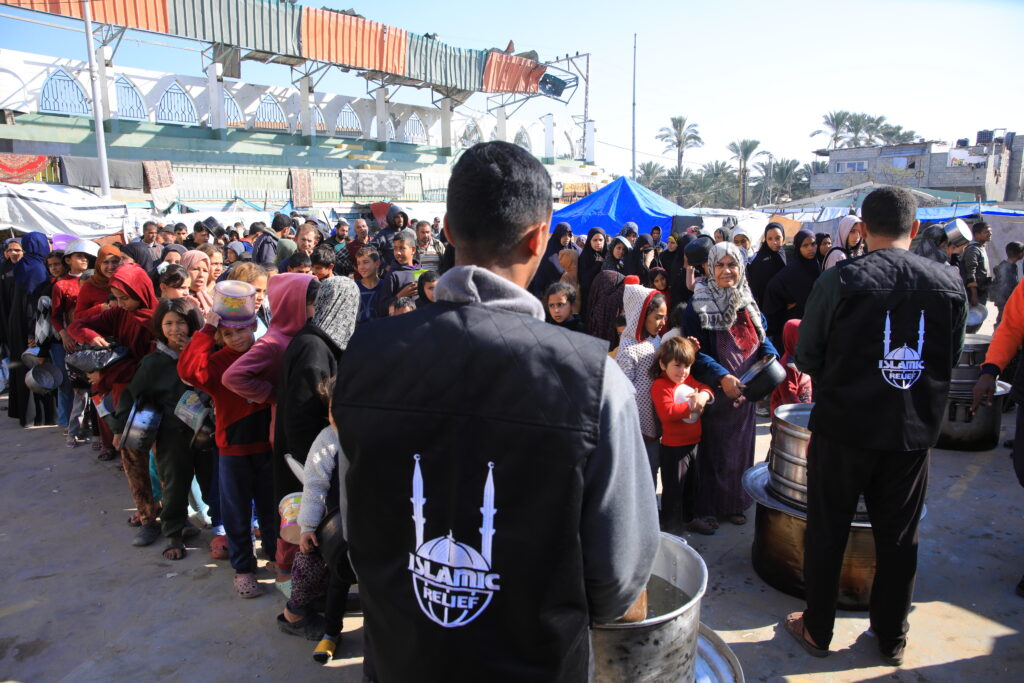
[25,363,62,395]
[943,218,972,249]
[592,532,707,683]
[738,355,786,402]
[768,404,868,520]
[951,334,991,382]
[121,402,162,451]
[937,380,1010,451]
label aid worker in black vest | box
[786,186,967,665]
[332,141,659,682]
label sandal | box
[703,516,720,530]
[162,538,187,561]
[727,514,747,525]
[685,518,717,536]
[127,512,142,527]
[783,612,829,658]
[234,573,263,599]
[97,448,116,462]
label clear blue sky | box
[1,0,1022,176]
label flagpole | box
[82,0,111,198]
[631,33,637,181]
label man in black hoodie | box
[372,204,409,268]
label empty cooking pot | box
[738,354,786,402]
[25,363,62,395]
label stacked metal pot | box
[939,334,1010,451]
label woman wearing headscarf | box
[746,222,787,307]
[180,250,213,313]
[578,227,607,319]
[119,241,156,275]
[814,233,833,269]
[625,233,659,286]
[528,222,576,298]
[713,226,732,244]
[822,215,865,270]
[159,243,186,267]
[602,235,631,275]
[763,230,820,343]
[683,243,778,525]
[7,232,51,425]
[586,269,626,349]
[669,233,695,307]
[75,245,121,321]
[0,238,24,356]
[732,227,754,263]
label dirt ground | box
[1,314,1022,682]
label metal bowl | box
[20,347,43,369]
[966,304,988,329]
[738,354,786,401]
[25,363,62,395]
[121,402,162,451]
[943,218,972,249]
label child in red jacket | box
[178,281,278,599]
[650,336,716,535]
[769,319,812,417]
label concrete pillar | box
[299,75,313,137]
[95,45,112,120]
[206,62,225,130]
[584,120,596,163]
[375,87,388,143]
[495,106,507,142]
[440,97,453,150]
[542,114,555,159]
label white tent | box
[0,183,128,238]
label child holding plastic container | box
[111,298,210,560]
[178,280,278,598]
[650,336,716,535]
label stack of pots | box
[744,404,877,610]
[939,334,1010,451]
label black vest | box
[333,301,607,683]
[809,249,966,451]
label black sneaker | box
[277,612,326,641]
[880,641,906,666]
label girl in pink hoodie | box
[223,272,316,579]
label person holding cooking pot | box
[682,242,778,526]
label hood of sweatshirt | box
[619,275,662,351]
[267,272,315,337]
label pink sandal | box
[234,573,263,599]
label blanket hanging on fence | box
[0,154,48,184]
[290,168,312,208]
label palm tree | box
[811,110,851,150]
[655,116,703,176]
[727,139,765,208]
[792,161,828,200]
[687,162,737,207]
[657,166,690,206]
[863,115,888,146]
[879,124,919,145]
[636,161,666,190]
[842,113,870,148]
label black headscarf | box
[587,269,626,349]
[602,235,630,275]
[714,226,732,244]
[814,232,832,268]
[668,233,695,305]
[913,224,948,264]
[762,229,820,340]
[120,241,156,274]
[529,222,576,298]
[625,233,658,286]
[578,227,608,319]
[747,222,787,306]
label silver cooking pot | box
[738,354,786,402]
[942,218,972,248]
[20,347,43,369]
[121,402,162,451]
[25,363,62,395]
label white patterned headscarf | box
[312,276,360,350]
[691,242,765,340]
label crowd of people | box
[0,140,1012,677]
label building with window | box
[810,132,1024,202]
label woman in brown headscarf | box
[74,244,121,320]
[180,250,213,313]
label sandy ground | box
[1,311,1022,682]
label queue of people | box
[0,148,1009,677]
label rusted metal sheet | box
[167,0,301,57]
[0,0,168,33]
[481,52,545,94]
[406,34,485,92]
[301,7,407,76]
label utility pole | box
[82,0,111,198]
[631,34,636,181]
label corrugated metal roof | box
[301,7,407,75]
[481,52,545,94]
[167,0,300,57]
[406,34,485,92]
[0,0,168,33]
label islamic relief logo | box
[408,455,500,628]
[878,311,926,390]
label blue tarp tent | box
[552,177,694,234]
[916,205,1024,222]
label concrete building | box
[810,131,1024,202]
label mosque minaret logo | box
[878,311,926,390]
[408,454,501,628]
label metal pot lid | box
[772,403,812,431]
[743,463,874,528]
[695,623,745,683]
